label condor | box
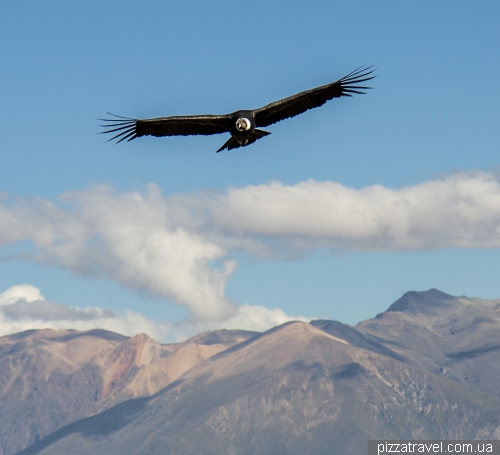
[100,66,375,153]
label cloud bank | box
[0,284,167,339]
[0,285,304,341]
[208,171,500,252]
[1,171,500,328]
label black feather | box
[254,66,375,127]
[99,66,376,149]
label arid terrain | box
[2,289,499,455]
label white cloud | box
[206,171,500,252]
[0,284,44,306]
[0,285,115,322]
[170,303,308,341]
[1,171,500,329]
[0,285,169,340]
[0,285,305,342]
[0,186,236,321]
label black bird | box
[100,66,375,153]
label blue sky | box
[1,1,499,340]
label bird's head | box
[235,117,251,132]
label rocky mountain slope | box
[3,289,500,455]
[0,327,256,455]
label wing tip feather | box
[98,112,138,144]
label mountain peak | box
[385,289,456,314]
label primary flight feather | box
[100,66,375,153]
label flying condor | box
[100,66,375,153]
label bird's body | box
[218,110,271,152]
[100,66,375,152]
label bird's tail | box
[216,130,271,153]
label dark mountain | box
[4,290,500,455]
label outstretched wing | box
[254,66,375,128]
[99,113,232,144]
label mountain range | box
[1,289,499,455]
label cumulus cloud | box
[1,171,500,328]
[0,186,236,321]
[0,285,116,322]
[0,285,168,339]
[170,303,308,341]
[207,171,500,252]
[0,284,44,306]
[0,285,304,341]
